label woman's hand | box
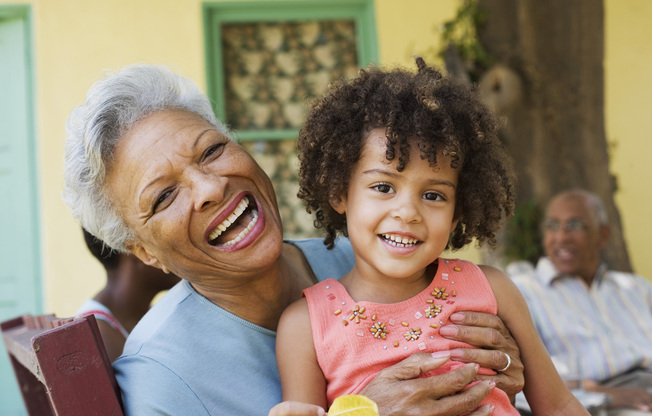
[359,352,497,416]
[440,311,524,400]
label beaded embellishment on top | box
[327,259,464,350]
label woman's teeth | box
[217,210,258,247]
[208,198,258,246]
[381,233,419,247]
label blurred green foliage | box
[505,199,544,264]
[438,0,493,82]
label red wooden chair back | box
[1,314,123,415]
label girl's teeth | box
[381,234,419,247]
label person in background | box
[76,228,180,361]
[509,189,652,415]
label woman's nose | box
[191,170,227,212]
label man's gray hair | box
[554,188,609,226]
[62,64,231,252]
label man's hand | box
[439,311,525,400]
[360,352,497,416]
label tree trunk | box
[472,0,631,271]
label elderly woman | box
[63,64,523,416]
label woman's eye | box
[202,143,225,161]
[153,189,172,213]
[373,184,393,194]
[424,192,443,201]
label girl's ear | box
[450,217,460,234]
[127,242,170,274]
[330,195,347,215]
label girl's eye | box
[373,183,393,194]
[202,143,225,161]
[424,192,443,201]
[153,189,173,213]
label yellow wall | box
[1,0,210,316]
[0,0,648,317]
[604,0,652,279]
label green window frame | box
[203,0,378,141]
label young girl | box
[275,58,588,415]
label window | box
[204,0,378,140]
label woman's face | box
[105,109,284,284]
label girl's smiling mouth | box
[380,233,422,248]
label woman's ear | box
[127,242,170,274]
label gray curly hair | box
[63,64,231,252]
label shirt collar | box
[534,257,607,287]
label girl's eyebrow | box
[361,168,399,177]
[361,168,456,189]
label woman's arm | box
[481,265,589,415]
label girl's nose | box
[391,197,422,224]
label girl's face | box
[105,109,284,286]
[332,128,459,283]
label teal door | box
[0,7,41,415]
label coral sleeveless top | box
[303,258,518,415]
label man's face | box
[543,194,609,283]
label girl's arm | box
[481,265,590,415]
[276,298,328,410]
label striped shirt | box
[508,257,652,382]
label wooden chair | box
[1,314,123,416]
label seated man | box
[508,189,652,416]
[76,228,179,361]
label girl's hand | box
[359,352,497,415]
[269,401,325,416]
[440,311,525,400]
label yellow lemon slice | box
[328,395,379,416]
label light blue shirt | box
[509,257,652,381]
[113,238,354,415]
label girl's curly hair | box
[297,57,516,249]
